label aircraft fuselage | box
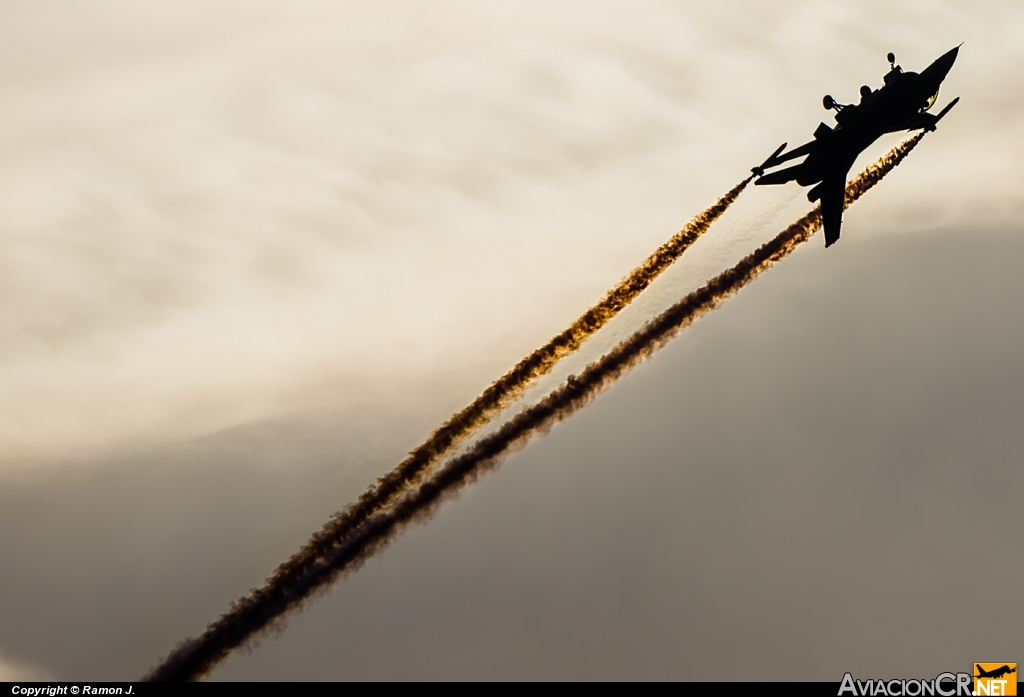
[753,46,960,246]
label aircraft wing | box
[819,170,848,248]
[889,97,960,133]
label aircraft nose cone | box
[918,45,960,89]
[931,45,960,77]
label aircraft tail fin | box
[820,174,846,248]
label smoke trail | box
[249,179,751,598]
[146,134,921,682]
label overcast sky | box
[0,0,1021,681]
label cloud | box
[0,650,52,681]
[0,1,1021,470]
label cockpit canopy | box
[920,89,940,112]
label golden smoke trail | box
[241,178,749,607]
[146,134,922,682]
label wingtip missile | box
[928,96,960,131]
[752,142,787,176]
[936,96,960,121]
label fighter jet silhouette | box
[752,46,961,247]
[975,665,1017,680]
